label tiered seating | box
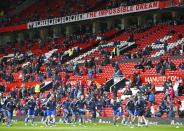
[128,25,170,57]
[0,29,119,91]
[151,24,184,57]
[0,23,184,118]
[97,24,184,117]
[107,25,170,61]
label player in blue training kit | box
[41,102,47,123]
[46,96,56,125]
[25,96,36,125]
[0,98,3,123]
[62,98,71,123]
[6,98,16,126]
[111,99,121,125]
[70,98,78,124]
[135,96,147,126]
[126,97,135,125]
[168,102,175,125]
[88,98,97,123]
[76,95,86,124]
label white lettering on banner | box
[27,1,159,29]
[144,76,178,83]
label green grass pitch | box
[0,122,184,131]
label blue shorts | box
[128,110,134,115]
[90,110,97,118]
[43,110,47,116]
[64,109,69,114]
[134,110,138,116]
[79,109,85,115]
[28,109,35,116]
[7,111,13,119]
[90,110,96,114]
[135,109,144,116]
[47,110,56,116]
[71,110,78,115]
[0,109,6,116]
[113,109,121,117]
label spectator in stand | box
[10,88,17,99]
[144,59,153,69]
[22,86,27,98]
[156,60,162,73]
[169,86,175,100]
[179,62,184,70]
[178,82,183,96]
[102,55,110,66]
[164,78,172,93]
[173,78,180,96]
[156,59,169,75]
[46,67,52,78]
[88,68,93,80]
[136,73,141,87]
[165,59,176,71]
[127,34,134,42]
[155,39,162,45]
[148,91,155,105]
[178,33,183,39]
[170,61,176,71]
[164,42,168,52]
[134,62,144,69]
[35,84,40,97]
[84,60,88,68]
[161,63,166,75]
[37,73,43,83]
[140,82,151,93]
[123,87,132,96]
[74,63,80,76]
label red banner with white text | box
[0,0,182,33]
[141,73,184,83]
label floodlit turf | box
[0,122,184,131]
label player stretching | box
[126,97,135,125]
[70,98,78,124]
[0,96,4,123]
[6,97,16,126]
[76,95,86,125]
[62,98,71,123]
[45,95,56,126]
[111,98,121,126]
[41,101,47,123]
[135,96,148,127]
[25,96,36,126]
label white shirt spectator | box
[173,79,180,96]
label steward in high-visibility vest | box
[35,84,40,93]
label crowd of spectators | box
[156,58,176,75]
[0,20,184,120]
[155,77,184,118]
